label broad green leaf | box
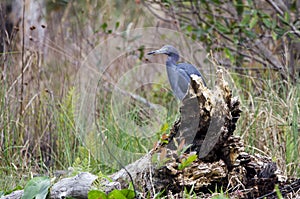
[22,177,50,199]
[183,154,197,166]
[88,190,108,199]
[186,25,193,32]
[178,154,197,170]
[119,189,135,199]
[108,190,127,199]
[178,163,184,170]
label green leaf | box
[224,48,235,63]
[271,31,277,41]
[5,185,23,195]
[234,0,244,16]
[22,177,50,199]
[88,190,108,199]
[186,25,193,32]
[277,14,289,25]
[101,22,108,31]
[115,21,120,29]
[262,18,273,29]
[119,189,135,199]
[243,29,256,39]
[284,12,290,22]
[108,190,127,199]
[160,122,169,132]
[275,184,283,198]
[183,154,197,166]
[178,163,184,170]
[249,14,258,29]
[240,14,251,27]
[215,22,230,34]
[178,154,197,170]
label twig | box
[266,0,284,15]
[219,44,269,66]
[7,53,32,96]
[257,179,300,199]
[266,0,300,38]
[254,39,283,70]
[100,72,162,111]
[142,1,172,23]
[20,0,25,117]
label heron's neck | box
[166,54,179,67]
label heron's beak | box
[147,47,167,55]
[147,51,156,55]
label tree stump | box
[109,69,284,198]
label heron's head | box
[147,45,179,56]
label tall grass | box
[0,0,157,191]
[0,0,299,193]
[231,69,300,176]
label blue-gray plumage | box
[147,45,206,100]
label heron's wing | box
[166,66,190,100]
[177,63,206,86]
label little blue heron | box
[147,45,206,100]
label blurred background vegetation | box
[0,0,299,193]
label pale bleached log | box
[0,190,24,199]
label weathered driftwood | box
[0,191,24,199]
[2,69,295,198]
[49,172,122,199]
[1,172,120,199]
[50,172,98,199]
